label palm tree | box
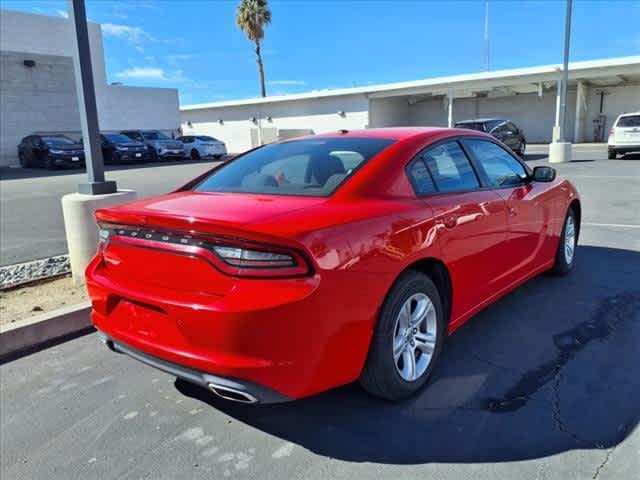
[236,0,271,97]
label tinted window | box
[485,120,504,132]
[465,139,528,187]
[506,122,519,133]
[197,136,218,142]
[42,136,75,145]
[421,141,479,192]
[142,131,169,140]
[455,122,486,132]
[195,137,394,197]
[104,134,133,143]
[407,158,436,195]
[617,115,640,127]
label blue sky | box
[3,0,639,105]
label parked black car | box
[120,130,185,161]
[99,133,150,164]
[454,118,527,157]
[17,134,85,169]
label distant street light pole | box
[67,0,116,194]
[483,1,490,71]
[557,0,573,142]
[549,0,573,163]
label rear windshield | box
[194,137,395,197]
[197,136,219,142]
[455,122,486,132]
[43,136,75,145]
[143,131,169,140]
[617,115,640,127]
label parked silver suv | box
[121,130,185,161]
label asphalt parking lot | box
[1,146,639,480]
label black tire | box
[551,207,578,275]
[608,150,617,160]
[45,155,56,170]
[149,148,158,162]
[360,270,445,401]
[190,148,200,160]
[18,151,30,168]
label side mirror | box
[532,166,556,182]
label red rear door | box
[415,139,510,327]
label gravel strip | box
[0,255,70,290]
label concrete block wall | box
[0,9,181,167]
[0,51,80,165]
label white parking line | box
[583,222,640,229]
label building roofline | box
[181,56,640,111]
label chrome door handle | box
[509,207,517,217]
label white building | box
[181,56,640,153]
[0,9,180,166]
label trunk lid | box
[94,192,323,296]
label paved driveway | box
[1,153,639,479]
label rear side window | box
[421,141,480,193]
[195,137,395,197]
[407,158,436,195]
[464,139,528,187]
[617,115,640,127]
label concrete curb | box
[0,301,92,360]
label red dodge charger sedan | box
[86,128,580,403]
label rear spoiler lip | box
[93,212,318,276]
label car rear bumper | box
[608,144,640,153]
[51,155,85,166]
[99,332,291,403]
[85,253,381,400]
[157,149,186,158]
[116,151,149,162]
[202,147,227,157]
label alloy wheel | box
[392,293,437,382]
[564,215,576,264]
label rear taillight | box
[610,127,616,137]
[97,223,311,278]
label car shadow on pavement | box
[176,244,640,464]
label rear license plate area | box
[116,299,168,340]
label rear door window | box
[421,141,480,192]
[406,157,436,195]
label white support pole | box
[549,0,573,164]
[447,93,454,128]
[574,80,587,143]
[553,78,561,142]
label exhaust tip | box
[208,383,258,404]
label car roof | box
[310,127,471,141]
[455,118,505,124]
[618,112,640,117]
